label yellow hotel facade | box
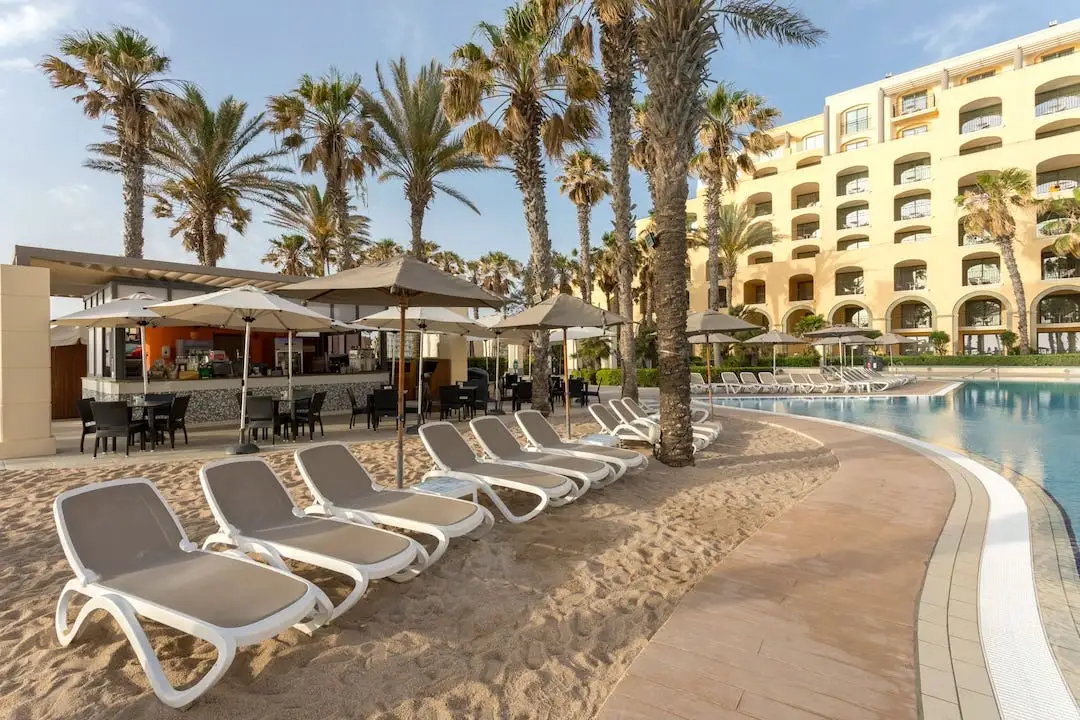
[651,19,1080,355]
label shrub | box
[891,354,1080,366]
[595,368,621,386]
[928,331,950,356]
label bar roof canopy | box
[12,245,308,298]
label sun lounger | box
[294,442,495,569]
[719,371,753,394]
[419,421,579,523]
[806,371,854,393]
[689,372,710,394]
[516,409,647,478]
[755,371,786,393]
[590,403,657,446]
[788,371,827,393]
[200,457,425,621]
[764,371,809,394]
[621,397,719,442]
[613,399,711,450]
[53,478,333,709]
[838,368,890,391]
[470,415,615,490]
[739,371,774,394]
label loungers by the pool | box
[589,403,658,446]
[516,409,648,477]
[53,478,333,709]
[294,442,495,568]
[419,421,580,523]
[470,415,615,490]
[621,397,721,440]
[200,457,426,621]
[611,399,711,450]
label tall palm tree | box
[362,57,490,259]
[443,2,600,414]
[637,0,822,465]
[268,184,369,276]
[557,149,611,303]
[715,201,777,309]
[268,69,379,269]
[551,251,576,295]
[364,238,405,262]
[956,168,1037,353]
[477,251,524,299]
[692,84,779,311]
[593,235,620,312]
[430,249,466,275]
[41,26,173,258]
[1044,188,1080,257]
[263,234,312,276]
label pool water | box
[718,381,1080,523]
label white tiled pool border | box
[721,405,1080,720]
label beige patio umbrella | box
[495,294,631,438]
[803,325,872,368]
[685,310,759,418]
[151,286,334,454]
[360,307,494,431]
[477,313,533,415]
[52,292,188,397]
[687,331,738,416]
[279,255,504,487]
[741,330,804,374]
[873,332,918,366]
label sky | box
[0,0,1065,315]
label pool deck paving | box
[597,410,1001,720]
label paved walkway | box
[598,412,957,720]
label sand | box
[0,416,837,720]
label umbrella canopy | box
[476,313,534,343]
[51,292,182,329]
[361,306,494,337]
[686,309,760,334]
[495,294,630,331]
[150,286,334,331]
[873,332,918,346]
[688,332,738,344]
[549,326,615,343]
[813,334,875,346]
[802,324,870,339]
[278,255,504,309]
[741,330,803,345]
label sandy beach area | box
[0,415,837,720]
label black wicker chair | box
[76,398,95,453]
[154,395,190,449]
[90,401,148,457]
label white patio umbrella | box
[360,307,494,431]
[478,314,533,415]
[52,292,187,397]
[151,286,334,454]
[742,330,804,374]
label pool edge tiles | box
[717,405,1080,720]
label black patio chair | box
[512,381,533,412]
[371,388,400,430]
[294,391,326,439]
[582,382,601,406]
[154,394,190,449]
[568,378,584,407]
[90,401,148,457]
[439,385,466,421]
[463,381,489,416]
[346,387,366,429]
[76,398,95,453]
[246,396,277,444]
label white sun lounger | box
[200,457,426,623]
[720,371,752,394]
[590,403,657,446]
[619,397,718,444]
[53,478,332,709]
[806,371,854,393]
[470,415,616,490]
[755,371,786,393]
[763,371,809,394]
[739,372,772,394]
[294,442,495,569]
[689,372,710,394]
[419,421,579,524]
[612,399,710,450]
[516,409,647,478]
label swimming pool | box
[718,381,1080,523]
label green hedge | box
[594,366,792,387]
[892,354,1080,366]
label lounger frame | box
[515,409,647,478]
[470,416,614,490]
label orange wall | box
[143,326,284,366]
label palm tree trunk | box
[410,201,426,259]
[119,133,145,259]
[513,105,553,415]
[331,176,354,270]
[601,10,638,402]
[704,183,721,311]
[577,203,593,304]
[999,238,1030,353]
[200,214,215,266]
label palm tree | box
[443,2,600,414]
[365,238,405,262]
[429,249,466,275]
[477,251,524,299]
[956,168,1037,353]
[692,84,779,311]
[557,149,611,303]
[268,184,369,276]
[361,57,490,259]
[637,0,822,465]
[268,69,379,269]
[263,234,312,276]
[41,26,173,258]
[1043,188,1080,257]
[714,202,777,309]
[593,236,620,312]
[551,251,576,295]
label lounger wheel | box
[55,582,236,710]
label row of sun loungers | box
[691,368,916,396]
[54,410,650,708]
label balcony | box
[960,231,992,246]
[1038,218,1070,237]
[1036,84,1080,117]
[896,163,931,186]
[796,224,821,240]
[795,192,820,209]
[753,201,774,218]
[795,135,823,153]
[897,198,931,221]
[892,92,936,118]
[1035,171,1080,197]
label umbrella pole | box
[228,320,259,454]
[408,323,425,433]
[139,323,149,397]
[287,331,294,402]
[705,334,713,420]
[396,301,407,489]
[772,344,777,376]
[563,328,571,439]
[492,332,504,415]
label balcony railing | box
[895,282,927,292]
[1036,87,1080,117]
[753,202,773,217]
[898,204,932,221]
[1035,177,1080,196]
[897,166,931,185]
[839,217,870,230]
[964,274,1000,286]
[960,113,1002,134]
[795,136,824,153]
[893,93,936,118]
[797,228,821,240]
[960,232,993,246]
[1038,218,1070,236]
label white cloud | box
[0,56,32,71]
[0,0,73,48]
[908,3,1001,59]
[47,182,91,206]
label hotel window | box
[894,265,927,291]
[747,284,766,304]
[963,334,1002,355]
[1042,47,1075,62]
[896,195,931,221]
[837,206,870,229]
[1036,83,1080,116]
[837,170,869,196]
[896,158,931,184]
[965,70,996,83]
[1039,331,1080,354]
[795,248,819,259]
[963,258,1000,285]
[837,237,870,251]
[963,299,1002,327]
[795,192,819,209]
[843,106,870,134]
[1042,250,1080,279]
[900,125,928,138]
[896,230,931,244]
[753,200,773,217]
[1039,295,1080,324]
[1036,168,1080,195]
[835,271,864,296]
[798,133,823,152]
[900,303,932,329]
[900,90,928,115]
[843,139,869,152]
[960,104,1003,133]
[794,280,814,301]
[796,221,820,239]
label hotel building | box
[658,19,1080,354]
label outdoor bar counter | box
[81,372,391,425]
